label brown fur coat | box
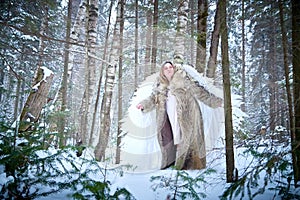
[140,69,222,170]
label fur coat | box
[140,69,222,170]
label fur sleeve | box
[174,70,222,108]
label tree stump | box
[19,67,54,132]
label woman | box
[136,61,222,170]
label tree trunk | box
[206,0,220,78]
[292,0,300,186]
[95,0,122,161]
[57,0,72,148]
[241,0,246,112]
[134,0,139,88]
[144,4,152,78]
[37,6,48,70]
[268,5,278,132]
[279,0,295,178]
[116,0,125,164]
[89,1,113,146]
[174,0,189,65]
[19,67,54,132]
[151,0,158,74]
[80,0,98,144]
[195,0,207,73]
[189,0,195,65]
[220,0,235,183]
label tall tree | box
[151,0,158,74]
[174,0,189,65]
[220,0,235,183]
[241,0,246,112]
[195,0,208,73]
[279,0,296,186]
[144,1,152,78]
[206,1,220,78]
[116,0,125,164]
[79,0,98,144]
[95,0,122,161]
[134,0,139,88]
[89,1,114,146]
[292,0,300,186]
[57,0,73,147]
[189,0,195,65]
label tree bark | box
[151,0,158,74]
[58,0,72,148]
[195,0,207,73]
[189,0,195,65]
[89,1,113,146]
[144,3,152,78]
[292,0,300,186]
[206,1,220,78]
[95,0,122,161]
[134,0,139,88]
[241,0,246,112]
[80,0,98,144]
[116,0,125,164]
[19,67,54,132]
[219,0,235,183]
[174,0,189,65]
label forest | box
[0,0,300,199]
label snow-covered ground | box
[33,141,299,200]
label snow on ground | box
[36,142,298,200]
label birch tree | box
[89,1,114,146]
[95,0,122,161]
[79,0,98,144]
[116,0,125,164]
[174,0,189,65]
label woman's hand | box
[136,103,144,110]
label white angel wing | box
[120,73,162,172]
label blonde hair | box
[159,61,176,85]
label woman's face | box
[163,63,175,81]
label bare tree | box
[144,2,152,78]
[219,0,235,183]
[206,1,220,78]
[57,0,73,147]
[134,0,139,88]
[79,0,98,144]
[174,0,189,65]
[241,0,246,112]
[151,0,158,74]
[116,0,125,164]
[292,0,300,186]
[95,0,122,161]
[195,0,208,73]
[89,1,114,146]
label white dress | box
[166,90,181,145]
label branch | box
[0,21,85,47]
